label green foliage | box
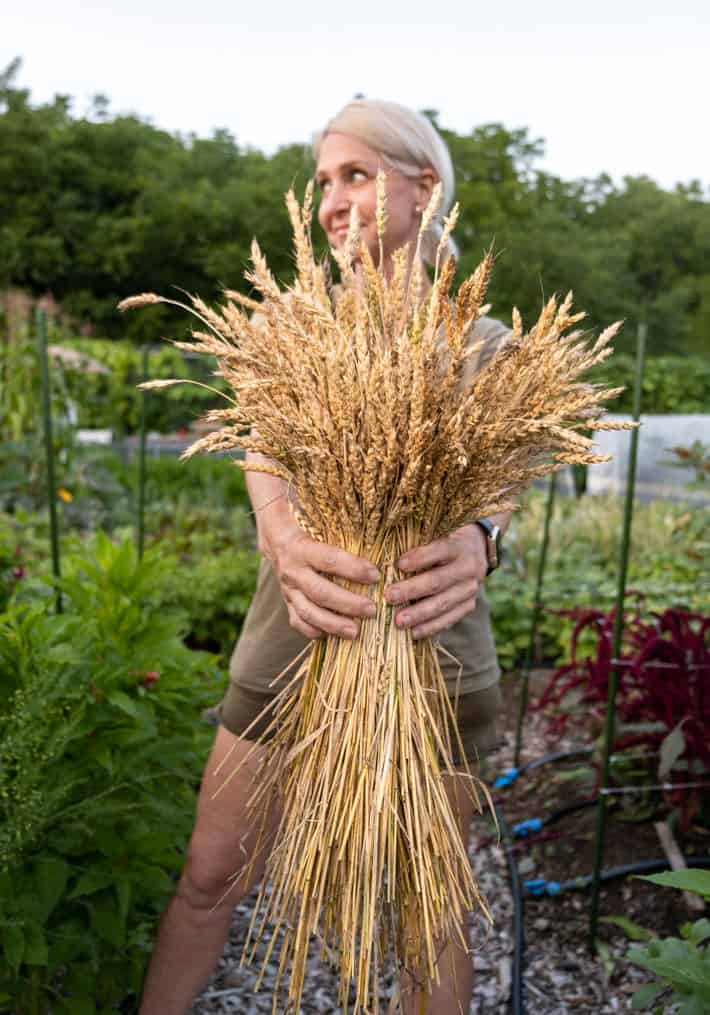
[638,870,710,900]
[617,871,710,1012]
[1,454,258,664]
[59,336,231,434]
[0,534,220,1012]
[1,62,709,357]
[590,354,710,415]
[488,489,709,669]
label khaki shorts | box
[218,678,502,766]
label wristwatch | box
[474,518,502,576]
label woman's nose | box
[322,181,350,219]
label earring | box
[415,205,422,214]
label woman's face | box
[315,132,434,266]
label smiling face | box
[315,132,435,269]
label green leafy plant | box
[0,534,223,1013]
[624,870,710,1013]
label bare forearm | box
[487,510,512,536]
[244,451,295,555]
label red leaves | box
[535,599,710,782]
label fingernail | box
[399,557,410,571]
[346,625,358,638]
[398,612,410,626]
[366,603,377,617]
[368,567,381,582]
[387,588,400,603]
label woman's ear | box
[415,168,437,212]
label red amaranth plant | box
[535,600,710,823]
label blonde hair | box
[313,98,458,265]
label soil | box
[491,668,710,1011]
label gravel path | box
[189,707,648,1014]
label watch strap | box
[474,518,502,576]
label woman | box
[139,98,511,1015]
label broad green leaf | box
[68,868,114,899]
[23,922,49,965]
[632,954,710,999]
[658,721,686,779]
[687,919,710,944]
[631,981,663,1009]
[3,925,24,968]
[35,856,71,919]
[678,997,709,1015]
[106,689,141,718]
[637,870,710,901]
[88,893,124,947]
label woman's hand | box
[264,521,380,641]
[384,525,488,640]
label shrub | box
[0,534,222,1012]
[535,601,710,826]
[590,354,710,415]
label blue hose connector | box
[494,767,520,789]
[512,818,543,838]
[524,878,562,897]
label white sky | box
[3,0,708,190]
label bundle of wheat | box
[120,176,633,1013]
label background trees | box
[1,59,708,356]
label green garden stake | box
[137,345,148,558]
[37,308,63,614]
[589,321,647,951]
[514,470,557,768]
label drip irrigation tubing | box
[513,782,710,839]
[492,800,526,1015]
[524,856,710,898]
[512,798,597,839]
[493,748,593,789]
[492,747,709,1010]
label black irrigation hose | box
[525,748,593,773]
[492,749,708,1012]
[493,801,526,1015]
[524,856,710,898]
[512,797,598,839]
[494,748,593,789]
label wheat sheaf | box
[120,175,634,1013]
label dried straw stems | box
[121,176,633,1013]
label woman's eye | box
[350,169,367,183]
[317,179,331,193]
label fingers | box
[397,536,457,575]
[384,561,462,607]
[274,533,380,639]
[394,579,479,635]
[304,541,380,586]
[286,602,323,641]
[410,596,478,641]
[300,570,377,620]
[286,588,360,640]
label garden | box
[1,65,709,1014]
[1,297,708,1014]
